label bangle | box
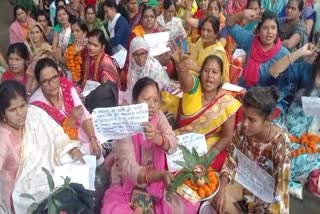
[144,168,150,184]
[287,54,292,64]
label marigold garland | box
[66,45,82,82]
[62,118,78,140]
[289,132,320,158]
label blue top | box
[227,24,290,111]
[110,16,130,50]
[278,63,313,112]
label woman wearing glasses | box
[29,58,102,159]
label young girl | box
[212,86,290,214]
[101,77,199,213]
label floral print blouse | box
[221,124,291,214]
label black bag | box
[33,183,94,214]
[84,81,118,113]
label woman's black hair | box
[85,5,96,15]
[34,58,59,82]
[288,0,304,12]
[55,6,72,25]
[163,0,176,10]
[7,42,30,62]
[87,29,113,55]
[243,86,279,119]
[0,80,27,122]
[256,10,279,33]
[55,0,67,8]
[201,15,220,34]
[13,5,28,21]
[200,55,224,89]
[71,18,89,34]
[132,77,160,103]
[246,0,261,9]
[103,0,130,22]
[36,10,52,27]
[142,5,156,18]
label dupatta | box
[122,115,173,214]
[32,77,75,125]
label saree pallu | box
[175,93,241,171]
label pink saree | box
[102,113,199,213]
[9,18,36,44]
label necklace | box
[46,92,63,110]
[203,89,218,102]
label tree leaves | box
[178,145,197,170]
[20,193,36,201]
[42,167,55,192]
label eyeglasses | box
[40,74,60,86]
[133,51,148,59]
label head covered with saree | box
[27,23,53,60]
[127,36,169,101]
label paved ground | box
[0,1,319,213]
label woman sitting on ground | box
[212,86,290,214]
[1,43,37,95]
[29,58,101,158]
[101,77,200,213]
[124,36,170,103]
[172,52,241,171]
[9,5,36,44]
[0,80,84,213]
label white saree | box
[11,105,80,213]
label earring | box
[3,117,7,123]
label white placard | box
[53,155,97,191]
[167,133,208,172]
[81,80,101,97]
[222,83,245,92]
[301,96,320,116]
[235,148,275,203]
[92,103,149,142]
[112,48,127,69]
[144,32,171,56]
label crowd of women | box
[1,0,320,213]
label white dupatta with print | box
[11,106,80,213]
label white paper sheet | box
[81,80,101,97]
[112,48,127,69]
[53,155,97,191]
[166,133,208,172]
[301,96,320,116]
[234,149,275,203]
[144,32,171,56]
[222,83,245,92]
[92,103,149,141]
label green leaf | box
[48,198,57,214]
[204,173,210,184]
[42,167,55,192]
[204,149,220,168]
[168,171,193,194]
[64,176,71,186]
[174,161,192,172]
[192,147,200,163]
[27,202,39,214]
[178,145,196,169]
[20,193,36,201]
[53,199,62,207]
